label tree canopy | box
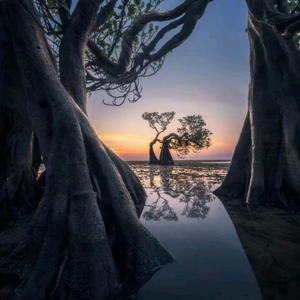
[33,0,212,106]
[170,115,212,158]
[142,111,175,133]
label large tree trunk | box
[0,10,36,217]
[0,1,173,299]
[149,141,160,165]
[159,133,182,165]
[148,132,161,165]
[159,141,174,165]
[215,12,300,209]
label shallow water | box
[128,161,263,300]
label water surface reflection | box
[128,161,263,300]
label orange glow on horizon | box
[97,133,236,161]
[99,135,150,142]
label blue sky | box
[87,0,250,160]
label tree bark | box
[0,10,36,217]
[149,133,160,165]
[159,133,181,165]
[214,112,251,199]
[0,1,173,299]
[159,141,174,165]
[59,0,105,114]
[149,142,160,164]
[215,12,300,209]
[31,133,41,178]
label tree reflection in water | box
[143,165,213,221]
[143,190,179,221]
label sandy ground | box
[219,197,300,300]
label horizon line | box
[124,159,232,162]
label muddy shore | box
[219,197,300,300]
[1,196,300,300]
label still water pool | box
[128,161,263,300]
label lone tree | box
[142,111,175,164]
[215,0,300,209]
[159,115,212,165]
[0,0,213,299]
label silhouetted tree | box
[0,0,214,298]
[215,0,300,209]
[142,111,175,164]
[159,115,212,165]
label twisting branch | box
[276,0,289,14]
[87,39,119,76]
[90,0,118,33]
[118,0,204,73]
[66,0,72,8]
[55,0,71,28]
[86,0,211,106]
[246,0,300,38]
[291,1,300,14]
[151,0,209,61]
[52,0,70,14]
[36,0,62,29]
[143,16,185,55]
[33,0,213,107]
[59,0,105,113]
[107,0,129,58]
[102,78,143,106]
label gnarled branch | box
[143,16,185,55]
[118,0,205,73]
[151,0,209,61]
[90,0,118,33]
[246,0,300,38]
[86,0,212,105]
[59,0,104,112]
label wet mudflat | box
[128,161,263,300]
[1,161,299,299]
[218,197,300,300]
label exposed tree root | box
[0,2,173,299]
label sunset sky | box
[87,0,249,161]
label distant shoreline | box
[125,159,231,163]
